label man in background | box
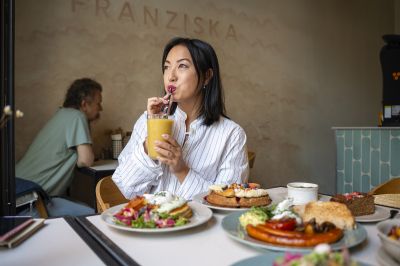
[16,77,103,216]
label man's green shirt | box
[16,108,92,196]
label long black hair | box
[162,37,227,126]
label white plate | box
[192,192,252,212]
[231,251,370,266]
[101,201,212,233]
[222,211,368,253]
[376,246,399,266]
[355,205,391,222]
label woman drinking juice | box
[113,37,249,200]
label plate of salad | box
[231,244,369,266]
[100,192,213,233]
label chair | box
[370,177,400,209]
[248,151,256,169]
[16,178,95,218]
[95,176,128,213]
[370,177,400,194]
[16,178,49,218]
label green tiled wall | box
[335,128,400,194]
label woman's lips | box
[167,85,176,94]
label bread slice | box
[294,201,355,230]
[169,204,193,218]
[238,195,271,207]
[206,191,238,207]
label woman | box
[113,37,249,200]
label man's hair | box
[162,37,227,126]
[63,78,102,109]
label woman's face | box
[163,45,200,105]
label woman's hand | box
[147,95,170,115]
[155,134,189,182]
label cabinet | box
[333,127,400,193]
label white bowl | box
[287,182,318,205]
[376,218,400,263]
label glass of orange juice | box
[147,114,174,159]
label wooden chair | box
[16,178,49,218]
[95,176,128,213]
[369,177,400,209]
[370,177,400,194]
[248,151,256,169]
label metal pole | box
[0,0,6,217]
[0,0,15,216]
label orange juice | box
[147,115,174,159]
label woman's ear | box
[204,68,214,86]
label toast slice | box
[294,201,355,230]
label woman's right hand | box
[147,95,170,115]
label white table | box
[87,187,394,266]
[1,187,397,266]
[87,215,384,266]
[90,160,118,171]
[0,218,104,266]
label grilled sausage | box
[246,224,343,247]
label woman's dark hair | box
[63,78,102,109]
[162,37,227,126]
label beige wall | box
[15,0,395,194]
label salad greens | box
[273,244,357,266]
[113,205,189,229]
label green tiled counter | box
[333,127,400,194]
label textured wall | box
[15,0,394,194]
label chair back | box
[370,177,400,194]
[248,151,256,169]
[95,176,128,213]
[369,177,400,209]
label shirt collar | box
[175,106,203,129]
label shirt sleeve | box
[65,112,92,148]
[178,125,249,199]
[112,113,164,199]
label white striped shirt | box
[112,106,249,200]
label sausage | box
[264,218,297,231]
[255,224,305,238]
[246,224,343,247]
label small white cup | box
[287,182,318,205]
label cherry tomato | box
[265,218,297,231]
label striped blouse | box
[112,106,249,200]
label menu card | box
[0,216,44,248]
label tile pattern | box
[335,128,400,193]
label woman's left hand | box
[155,134,189,182]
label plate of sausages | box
[221,211,368,253]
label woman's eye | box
[163,65,169,70]
[179,64,188,69]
